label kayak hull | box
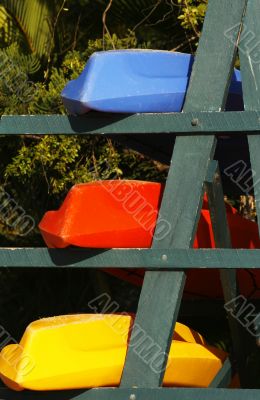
[0,314,226,391]
[61,50,243,114]
[39,181,163,248]
[39,180,260,299]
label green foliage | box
[4,135,123,195]
[0,2,208,243]
[0,0,59,68]
[178,0,207,33]
[0,44,36,115]
[0,33,167,244]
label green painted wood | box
[205,161,248,386]
[205,161,233,248]
[239,2,260,356]
[1,248,260,269]
[0,388,260,400]
[205,161,237,315]
[121,269,186,387]
[120,0,246,388]
[184,2,247,112]
[209,358,232,388]
[240,0,260,238]
[1,112,260,135]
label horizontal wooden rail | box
[1,248,260,269]
[1,111,260,135]
[0,387,259,400]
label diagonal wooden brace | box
[120,0,247,388]
[205,160,249,386]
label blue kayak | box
[61,50,243,114]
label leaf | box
[0,0,58,59]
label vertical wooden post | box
[205,160,249,386]
[240,0,260,234]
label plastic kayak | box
[39,180,260,299]
[61,50,243,114]
[0,314,227,391]
[39,181,163,248]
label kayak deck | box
[0,314,227,391]
[61,50,243,114]
[39,180,260,298]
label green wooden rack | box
[1,0,260,398]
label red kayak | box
[39,180,260,298]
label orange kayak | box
[39,181,163,248]
[39,180,260,298]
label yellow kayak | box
[0,314,227,391]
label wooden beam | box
[205,161,248,386]
[0,387,259,400]
[0,248,260,269]
[1,112,260,135]
[240,0,260,236]
[209,359,232,388]
[120,0,247,388]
